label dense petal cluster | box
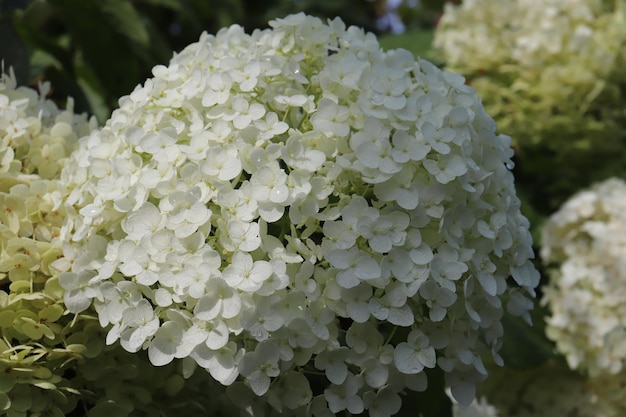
[434,0,626,207]
[59,13,538,414]
[0,69,95,179]
[434,0,619,76]
[0,69,96,416]
[542,178,626,376]
[0,70,234,417]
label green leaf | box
[62,0,142,111]
[0,15,30,84]
[95,0,150,47]
[11,3,74,77]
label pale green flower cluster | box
[0,69,95,180]
[0,68,96,416]
[0,69,235,417]
[434,0,619,79]
[542,178,626,377]
[59,13,539,415]
[433,0,626,206]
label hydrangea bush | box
[541,178,626,377]
[58,13,539,415]
[433,0,626,210]
[0,69,235,417]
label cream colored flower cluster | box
[434,0,616,75]
[0,69,95,180]
[0,69,237,417]
[0,69,99,414]
[0,76,91,375]
[542,178,626,376]
[58,13,539,416]
[433,0,626,158]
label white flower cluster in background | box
[542,178,626,376]
[0,67,96,289]
[58,13,538,416]
[434,0,617,76]
[0,68,96,181]
[433,0,626,158]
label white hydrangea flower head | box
[542,178,626,376]
[59,13,539,415]
[433,0,626,174]
[0,70,264,417]
[434,0,617,77]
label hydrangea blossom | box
[434,0,620,75]
[0,70,241,417]
[542,178,626,376]
[59,13,539,414]
[0,68,96,415]
[433,0,626,208]
[0,69,95,181]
